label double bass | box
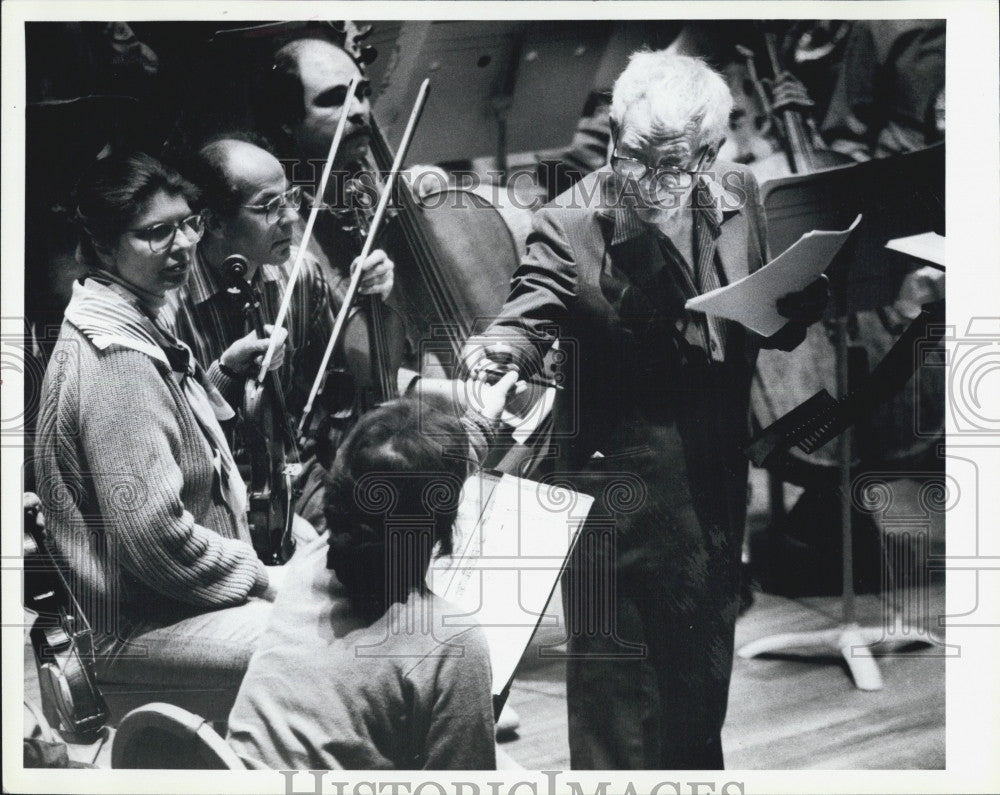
[740,26,855,182]
[744,28,944,485]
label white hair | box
[610,50,733,154]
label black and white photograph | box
[2,2,998,794]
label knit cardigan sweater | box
[34,283,269,631]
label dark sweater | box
[227,536,496,770]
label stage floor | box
[500,583,946,770]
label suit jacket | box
[465,162,769,477]
[465,165,776,760]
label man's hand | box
[776,274,830,324]
[762,321,808,352]
[769,71,816,115]
[353,249,394,302]
[764,275,830,352]
[893,266,945,319]
[220,324,288,376]
[465,368,527,422]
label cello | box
[339,20,534,379]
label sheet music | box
[685,215,861,336]
[429,472,593,696]
[885,231,946,269]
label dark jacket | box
[463,162,772,767]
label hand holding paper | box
[685,215,861,336]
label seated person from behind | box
[226,372,523,770]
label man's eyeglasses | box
[610,148,706,190]
[242,186,304,224]
[127,214,205,254]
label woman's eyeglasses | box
[242,186,304,225]
[127,214,205,254]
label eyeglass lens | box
[147,215,204,253]
[265,187,303,222]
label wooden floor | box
[24,465,946,772]
[23,583,945,771]
[499,584,946,770]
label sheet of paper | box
[429,472,592,696]
[885,231,946,268]
[685,214,861,337]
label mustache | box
[344,125,372,142]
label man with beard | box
[259,37,381,297]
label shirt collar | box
[186,249,284,306]
[185,248,227,305]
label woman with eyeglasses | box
[33,152,291,717]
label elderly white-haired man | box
[463,51,828,769]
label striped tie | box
[694,208,727,361]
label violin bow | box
[299,78,430,436]
[256,74,362,379]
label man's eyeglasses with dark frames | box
[610,147,707,190]
[127,214,205,254]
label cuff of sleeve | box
[249,560,269,596]
[461,408,501,457]
[461,336,546,380]
[208,360,243,405]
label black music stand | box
[738,145,944,690]
[366,21,611,168]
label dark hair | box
[73,151,196,268]
[256,37,359,150]
[255,40,311,149]
[188,132,276,219]
[324,399,470,619]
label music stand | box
[366,21,611,167]
[738,145,944,690]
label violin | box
[23,497,109,739]
[226,255,300,564]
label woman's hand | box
[353,249,395,301]
[220,324,288,376]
